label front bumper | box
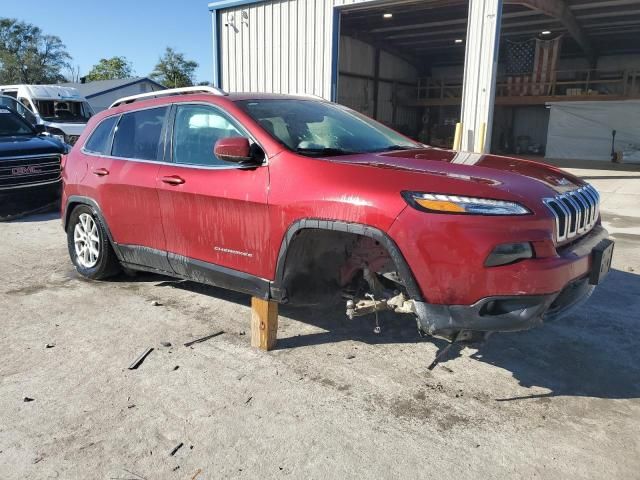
[0,180,61,217]
[414,276,594,337]
[412,225,610,337]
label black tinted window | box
[173,104,243,166]
[84,116,118,154]
[112,107,167,161]
[0,107,33,136]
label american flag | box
[505,36,563,96]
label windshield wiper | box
[374,145,418,152]
[295,147,357,157]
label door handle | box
[161,175,185,185]
[92,167,109,176]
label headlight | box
[402,192,530,215]
[45,126,67,144]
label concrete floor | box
[0,163,638,479]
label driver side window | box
[173,104,244,167]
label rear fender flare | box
[64,195,123,260]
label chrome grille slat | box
[0,154,61,189]
[543,184,600,243]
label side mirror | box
[34,124,46,134]
[214,136,253,164]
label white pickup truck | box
[0,84,93,145]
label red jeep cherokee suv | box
[61,87,613,341]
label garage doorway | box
[334,0,640,159]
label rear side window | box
[112,107,168,161]
[84,116,118,155]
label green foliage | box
[150,47,198,88]
[0,18,71,84]
[85,56,133,81]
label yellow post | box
[475,122,487,153]
[453,122,463,151]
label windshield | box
[34,99,93,123]
[0,108,35,136]
[236,99,421,156]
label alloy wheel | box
[73,213,100,268]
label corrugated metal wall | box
[218,0,373,99]
[337,36,419,133]
[218,1,419,132]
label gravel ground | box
[0,167,639,480]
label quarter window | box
[112,107,168,161]
[84,116,118,155]
[172,104,244,167]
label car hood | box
[41,121,86,135]
[0,135,66,158]
[332,147,583,196]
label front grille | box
[543,184,600,243]
[0,154,62,190]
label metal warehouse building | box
[209,0,640,160]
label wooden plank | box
[251,297,278,351]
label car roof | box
[102,91,328,118]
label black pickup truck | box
[0,104,67,219]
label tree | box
[85,56,133,81]
[150,47,198,88]
[0,18,71,84]
[66,64,81,83]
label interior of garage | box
[336,0,640,161]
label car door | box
[157,102,270,280]
[87,106,171,271]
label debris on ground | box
[150,300,162,306]
[245,396,253,405]
[183,331,224,347]
[128,348,154,370]
[23,397,34,402]
[172,366,179,371]
[169,442,184,456]
[346,354,356,360]
[120,467,147,480]
[191,468,203,480]
[45,343,55,349]
[160,341,172,347]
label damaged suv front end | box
[383,160,613,341]
[237,96,613,343]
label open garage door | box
[336,0,469,144]
[335,0,640,157]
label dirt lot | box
[1,164,639,480]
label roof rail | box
[109,85,228,108]
[291,92,327,101]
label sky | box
[2,0,214,83]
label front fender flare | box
[271,219,424,302]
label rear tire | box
[67,204,121,280]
